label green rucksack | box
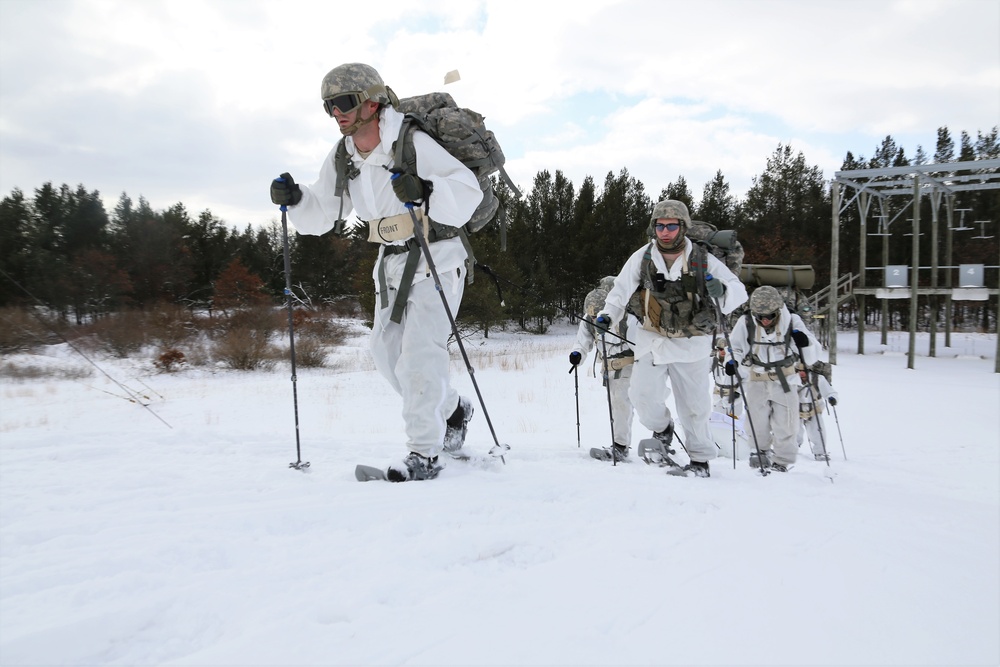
[333,92,521,254]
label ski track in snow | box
[1,325,998,666]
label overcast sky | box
[1,0,997,229]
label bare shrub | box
[147,304,196,348]
[0,360,92,380]
[214,307,280,371]
[154,348,187,372]
[82,311,150,358]
[0,307,53,353]
[291,336,327,368]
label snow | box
[1,322,998,666]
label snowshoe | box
[637,438,683,468]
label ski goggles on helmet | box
[654,222,681,232]
[323,92,367,116]
[755,311,779,322]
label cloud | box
[1,0,997,228]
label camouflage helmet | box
[648,199,691,239]
[598,276,616,292]
[584,288,609,319]
[749,286,785,317]
[649,199,691,226]
[320,63,396,107]
[715,335,727,350]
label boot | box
[653,422,675,450]
[443,396,474,453]
[387,452,443,482]
[749,450,771,470]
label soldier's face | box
[654,218,682,243]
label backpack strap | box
[333,138,358,234]
[392,114,479,285]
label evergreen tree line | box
[1,126,997,334]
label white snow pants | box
[628,355,716,463]
[744,379,800,466]
[798,413,831,457]
[370,267,464,458]
[603,364,634,448]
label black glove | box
[595,314,611,328]
[270,172,302,207]
[724,360,737,376]
[390,170,430,204]
[791,329,810,348]
[569,351,582,366]
[828,396,838,406]
[706,274,725,299]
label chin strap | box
[339,105,380,137]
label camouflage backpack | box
[334,92,521,252]
[686,220,744,278]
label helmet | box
[749,286,784,318]
[320,63,396,107]
[648,199,691,247]
[584,288,609,319]
[598,276,616,292]
[715,336,727,350]
[649,199,691,227]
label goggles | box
[755,311,779,322]
[654,223,681,233]
[323,92,367,116]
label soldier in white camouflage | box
[269,63,484,482]
[597,200,747,478]
[569,277,638,460]
[726,285,820,472]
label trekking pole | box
[729,372,737,469]
[278,200,309,471]
[706,275,769,476]
[568,363,581,448]
[399,200,508,462]
[831,402,848,460]
[598,329,618,466]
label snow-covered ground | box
[1,322,998,666]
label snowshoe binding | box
[666,461,710,478]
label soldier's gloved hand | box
[270,172,302,207]
[724,360,738,376]
[791,329,810,348]
[828,396,838,406]
[595,313,611,328]
[390,170,430,204]
[569,351,582,366]
[705,274,725,299]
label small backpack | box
[333,92,521,252]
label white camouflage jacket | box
[286,106,483,291]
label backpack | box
[333,92,521,252]
[686,220,743,278]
